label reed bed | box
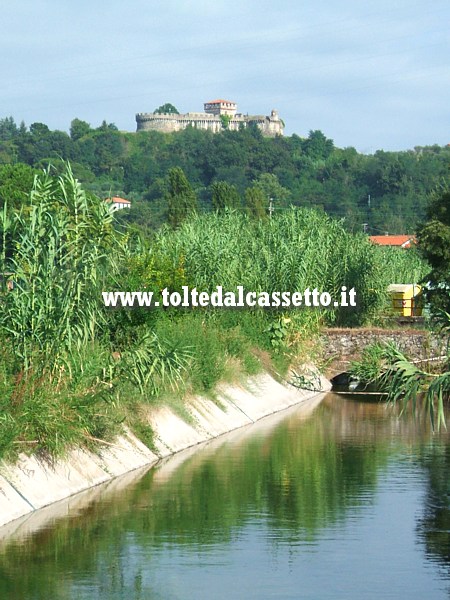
[0,168,430,458]
[150,209,423,326]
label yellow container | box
[387,284,423,317]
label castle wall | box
[135,110,283,137]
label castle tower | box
[204,99,237,117]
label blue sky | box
[1,0,449,152]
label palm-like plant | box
[115,332,192,396]
[378,312,450,430]
[380,344,449,431]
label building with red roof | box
[203,99,237,116]
[107,196,131,211]
[369,235,416,248]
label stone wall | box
[321,328,445,364]
[135,110,284,136]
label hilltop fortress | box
[136,99,284,137]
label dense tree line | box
[0,115,448,233]
[418,188,450,312]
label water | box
[0,394,449,599]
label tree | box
[211,181,240,212]
[303,130,334,160]
[244,186,267,220]
[0,117,18,141]
[70,118,92,141]
[418,189,450,312]
[91,128,125,175]
[220,114,232,129]
[165,167,197,228]
[252,173,291,208]
[0,163,37,210]
[97,120,118,132]
[154,103,179,115]
[26,122,53,163]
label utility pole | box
[362,223,368,234]
[268,198,274,219]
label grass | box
[0,347,122,462]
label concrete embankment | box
[0,370,331,531]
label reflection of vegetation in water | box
[416,443,450,575]
[0,400,393,598]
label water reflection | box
[0,394,448,600]
[415,444,450,576]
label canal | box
[0,393,448,599]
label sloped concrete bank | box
[0,370,331,531]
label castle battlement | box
[135,101,283,137]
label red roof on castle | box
[369,235,416,248]
[206,99,236,104]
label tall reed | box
[0,165,120,377]
[149,208,410,326]
[0,165,192,458]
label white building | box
[108,196,131,211]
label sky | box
[1,0,449,152]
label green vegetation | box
[1,116,449,235]
[244,186,267,220]
[0,163,37,211]
[381,342,449,431]
[165,166,198,228]
[142,208,425,326]
[372,245,428,287]
[0,149,439,459]
[349,343,386,385]
[0,167,118,374]
[0,166,190,459]
[220,114,232,129]
[418,188,450,313]
[211,181,240,212]
[347,187,450,429]
[154,103,179,115]
[349,313,449,430]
